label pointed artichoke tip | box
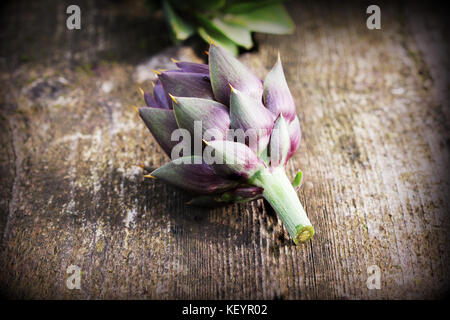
[204,50,209,56]
[170,57,180,63]
[202,139,209,146]
[151,81,155,88]
[131,105,139,113]
[207,36,216,46]
[144,174,156,179]
[136,163,145,169]
[228,83,236,92]
[151,69,161,76]
[168,93,178,104]
[138,87,144,97]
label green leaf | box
[197,26,239,56]
[225,0,282,14]
[211,18,253,49]
[162,0,195,41]
[292,170,303,190]
[198,0,226,10]
[224,3,295,35]
[169,0,225,11]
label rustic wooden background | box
[0,0,449,299]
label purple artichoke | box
[137,44,314,244]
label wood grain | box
[0,0,449,299]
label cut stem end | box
[294,225,315,244]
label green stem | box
[252,167,314,244]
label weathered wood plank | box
[0,0,448,299]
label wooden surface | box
[0,0,449,299]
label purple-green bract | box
[138,44,314,244]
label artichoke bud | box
[137,44,313,244]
